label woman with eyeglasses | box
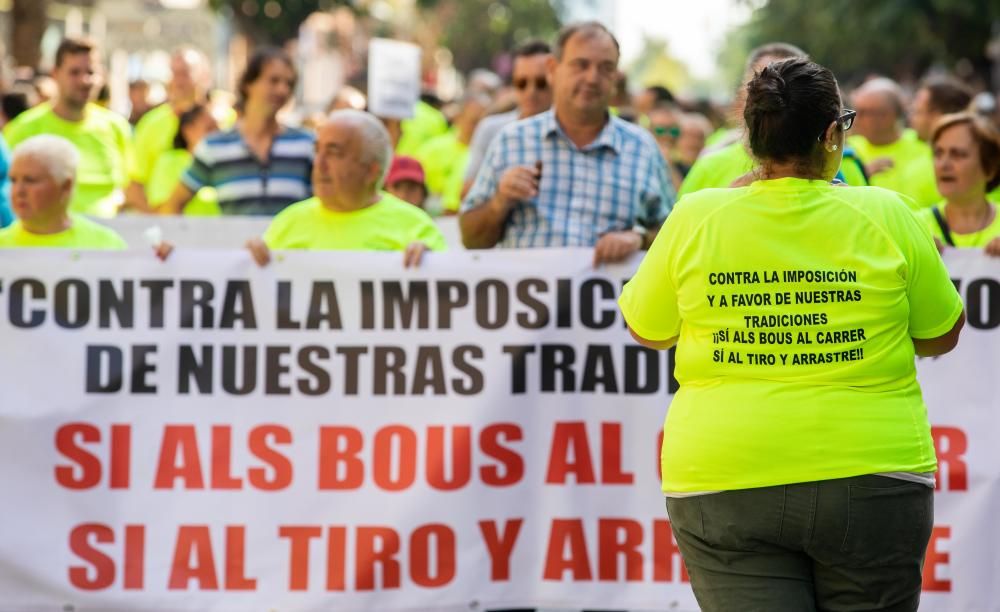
[619,57,965,611]
[919,111,1000,257]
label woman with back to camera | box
[919,111,1000,256]
[619,57,965,611]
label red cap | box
[385,156,426,187]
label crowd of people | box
[0,23,997,261]
[0,16,998,612]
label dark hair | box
[744,42,807,76]
[1,92,30,122]
[173,104,209,150]
[554,21,619,60]
[513,39,551,59]
[645,85,676,106]
[920,75,973,115]
[237,46,295,109]
[55,37,96,68]
[744,57,841,170]
[932,112,1000,191]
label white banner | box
[0,249,996,611]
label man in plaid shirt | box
[460,21,675,265]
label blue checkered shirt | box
[461,109,675,247]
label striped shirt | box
[461,109,675,248]
[182,126,314,216]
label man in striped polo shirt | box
[161,47,314,216]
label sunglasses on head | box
[514,77,548,91]
[652,124,681,139]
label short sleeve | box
[618,210,684,340]
[640,148,674,228]
[898,208,964,338]
[182,140,212,192]
[415,218,448,252]
[460,133,505,213]
[262,211,292,249]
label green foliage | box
[425,0,563,74]
[730,0,1000,87]
[627,37,691,94]
[208,0,332,46]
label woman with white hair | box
[0,134,127,248]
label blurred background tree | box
[415,0,562,74]
[12,0,51,68]
[208,0,331,46]
[727,0,1000,89]
[627,36,692,95]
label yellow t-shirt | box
[0,214,127,249]
[679,140,868,197]
[916,201,1000,248]
[397,100,449,157]
[263,193,447,252]
[848,129,939,208]
[677,141,753,198]
[619,178,963,493]
[4,103,133,218]
[131,103,177,185]
[415,130,469,213]
[146,149,220,216]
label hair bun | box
[746,64,788,113]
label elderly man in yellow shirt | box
[0,135,126,249]
[246,109,446,268]
[849,77,940,208]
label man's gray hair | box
[327,109,393,189]
[11,135,79,185]
[854,77,907,118]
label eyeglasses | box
[652,124,681,139]
[837,109,857,131]
[818,109,857,142]
[514,77,548,91]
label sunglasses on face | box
[652,124,681,139]
[514,77,548,91]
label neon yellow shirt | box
[263,193,447,252]
[916,201,1000,248]
[677,141,753,197]
[680,139,868,197]
[619,178,962,493]
[146,149,220,216]
[848,129,939,208]
[415,130,468,213]
[0,214,127,249]
[4,103,133,218]
[131,104,177,185]
[988,186,1000,204]
[397,100,449,156]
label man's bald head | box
[852,78,906,145]
[324,109,393,187]
[169,47,211,106]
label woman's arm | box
[912,310,965,357]
[627,326,678,351]
[158,183,195,215]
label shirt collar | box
[541,109,621,154]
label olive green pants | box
[666,475,933,612]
